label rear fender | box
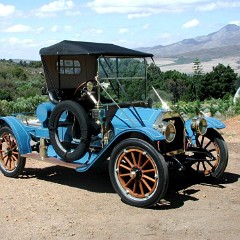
[0,116,32,154]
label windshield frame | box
[96,56,148,103]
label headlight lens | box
[158,121,176,143]
[191,117,208,135]
[164,122,176,143]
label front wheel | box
[186,128,228,179]
[109,138,169,208]
[0,127,26,177]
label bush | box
[0,89,12,101]
[233,98,240,114]
[171,100,204,118]
[0,95,48,116]
[0,100,13,116]
[167,95,239,120]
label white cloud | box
[88,28,103,35]
[119,28,129,34]
[0,3,15,17]
[35,0,74,17]
[64,26,73,32]
[159,32,171,39]
[76,28,103,39]
[115,39,128,45]
[65,10,81,16]
[197,1,240,11]
[38,0,74,12]
[8,37,36,47]
[51,25,59,32]
[197,3,216,11]
[142,24,150,29]
[87,0,190,16]
[4,24,31,33]
[182,19,199,29]
[88,0,240,17]
[0,38,57,59]
[128,13,151,19]
[35,27,45,34]
[154,32,173,45]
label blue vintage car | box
[0,40,228,207]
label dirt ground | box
[0,116,239,240]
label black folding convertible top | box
[39,40,153,58]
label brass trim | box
[165,149,185,156]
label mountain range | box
[139,24,240,74]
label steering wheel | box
[73,81,87,98]
[74,80,97,100]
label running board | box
[22,153,86,169]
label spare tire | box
[48,100,90,162]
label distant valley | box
[140,24,240,74]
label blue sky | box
[0,0,240,60]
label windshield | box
[98,57,148,102]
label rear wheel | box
[187,128,228,179]
[109,138,168,208]
[0,127,26,177]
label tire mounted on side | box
[48,100,90,162]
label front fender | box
[185,117,225,137]
[114,127,166,141]
[205,117,226,129]
[0,116,32,154]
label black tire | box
[0,127,26,177]
[109,138,169,208]
[187,128,228,179]
[48,100,90,162]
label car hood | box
[111,107,167,128]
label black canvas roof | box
[39,40,153,58]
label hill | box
[141,24,240,74]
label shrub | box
[0,100,13,116]
[0,89,12,101]
[233,98,240,114]
[0,95,48,116]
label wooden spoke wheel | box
[116,148,158,198]
[188,128,228,179]
[0,127,25,177]
[109,138,168,208]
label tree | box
[11,66,27,81]
[147,63,161,80]
[192,58,204,100]
[28,61,42,68]
[235,75,240,90]
[19,60,27,67]
[147,63,163,89]
[202,64,237,99]
[193,58,204,76]
[163,70,190,102]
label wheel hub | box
[5,147,12,157]
[130,167,142,180]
